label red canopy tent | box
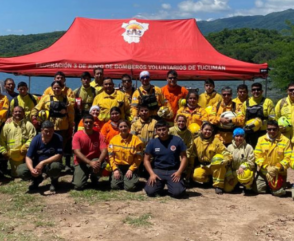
[0,17,268,80]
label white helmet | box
[220,111,236,129]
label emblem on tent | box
[122,20,149,44]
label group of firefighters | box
[0,67,293,197]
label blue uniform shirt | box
[27,133,63,165]
[145,135,186,170]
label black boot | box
[28,176,44,191]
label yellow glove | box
[267,166,278,177]
[222,154,233,166]
[20,145,28,155]
[266,173,274,183]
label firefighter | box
[42,71,75,105]
[243,83,275,148]
[224,128,255,194]
[233,84,249,110]
[192,122,232,195]
[92,77,131,124]
[0,106,36,177]
[90,67,104,92]
[275,82,294,145]
[169,115,194,182]
[31,81,74,172]
[209,86,245,146]
[176,90,208,128]
[131,71,167,120]
[10,82,39,120]
[73,72,97,130]
[253,120,291,197]
[109,120,143,191]
[120,74,135,102]
[198,79,222,109]
[161,70,188,125]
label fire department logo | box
[122,20,149,44]
[170,145,176,151]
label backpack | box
[13,94,37,107]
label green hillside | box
[198,9,294,35]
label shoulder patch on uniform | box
[133,97,137,100]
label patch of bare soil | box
[2,170,294,241]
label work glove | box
[222,154,233,166]
[20,145,28,155]
[266,173,274,183]
[267,165,278,177]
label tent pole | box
[28,76,31,92]
[264,77,268,98]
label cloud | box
[6,29,23,33]
[162,3,171,10]
[230,0,294,16]
[178,0,230,13]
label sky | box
[0,0,293,35]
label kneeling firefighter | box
[224,128,255,194]
[191,122,232,195]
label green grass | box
[34,220,55,228]
[70,189,147,203]
[123,213,153,227]
[0,221,36,241]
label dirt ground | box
[1,170,294,241]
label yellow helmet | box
[157,106,171,118]
[38,110,49,122]
[244,118,262,132]
[211,154,224,166]
[178,98,186,108]
[278,116,291,132]
[9,149,25,162]
[188,123,200,134]
[205,106,213,115]
[237,169,254,184]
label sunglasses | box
[168,77,177,80]
[288,89,294,92]
[222,94,232,96]
[252,88,262,92]
[122,79,132,83]
[140,76,150,80]
[267,128,278,131]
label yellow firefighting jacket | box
[275,96,294,144]
[0,119,36,154]
[0,94,9,124]
[10,94,39,120]
[198,91,222,109]
[31,95,74,131]
[209,100,245,145]
[73,86,97,112]
[108,134,143,172]
[90,80,103,93]
[92,90,131,123]
[243,96,275,131]
[192,135,230,163]
[131,85,166,118]
[254,133,291,170]
[176,106,208,127]
[169,126,193,158]
[130,117,157,148]
[233,97,247,111]
[43,86,75,105]
[227,140,255,171]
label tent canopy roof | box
[0,17,268,80]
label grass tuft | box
[123,213,153,227]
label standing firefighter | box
[209,86,245,146]
[198,79,222,109]
[275,82,294,146]
[253,120,291,197]
[243,83,275,148]
[131,71,171,120]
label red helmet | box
[268,174,285,191]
